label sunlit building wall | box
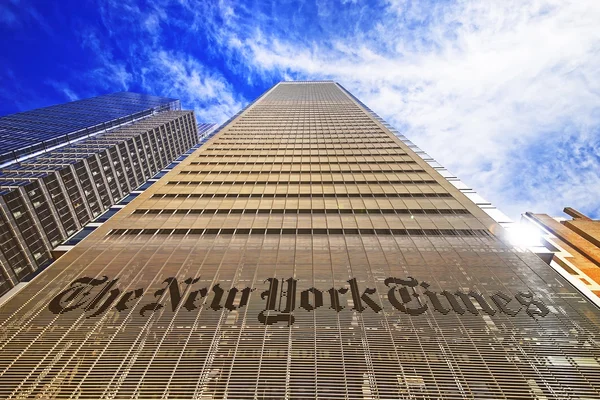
[0,82,598,399]
[523,207,600,300]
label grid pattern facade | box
[0,82,598,399]
[49,122,217,255]
[0,92,180,166]
[0,111,198,296]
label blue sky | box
[1,0,599,220]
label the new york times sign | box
[49,276,549,325]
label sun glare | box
[507,223,543,247]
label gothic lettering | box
[48,275,551,322]
[515,292,550,317]
[347,278,381,313]
[328,286,348,312]
[139,277,191,316]
[184,287,208,311]
[210,284,225,311]
[490,291,521,316]
[258,278,297,326]
[384,277,427,316]
[48,276,110,314]
[420,281,450,315]
[300,287,324,311]
[441,291,496,316]
[85,278,121,318]
[225,287,252,311]
[115,288,144,312]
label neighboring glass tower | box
[50,123,216,259]
[0,93,198,297]
[0,92,180,166]
[0,82,598,399]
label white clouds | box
[0,5,17,26]
[143,50,245,124]
[79,29,133,90]
[37,0,599,219]
[86,0,247,125]
[45,81,79,101]
[220,0,600,219]
[218,0,236,24]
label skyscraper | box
[523,207,600,298]
[0,93,198,297]
[50,122,216,260]
[0,82,598,399]
[0,92,180,167]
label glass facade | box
[0,95,199,297]
[0,92,180,166]
[52,123,217,252]
[0,82,598,399]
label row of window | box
[132,208,470,216]
[151,193,454,199]
[190,160,417,165]
[215,137,392,142]
[205,145,401,151]
[165,180,439,186]
[179,169,426,174]
[221,133,386,138]
[196,151,408,156]
[109,227,491,237]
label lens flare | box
[507,223,543,247]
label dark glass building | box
[0,92,180,166]
[0,93,198,297]
[0,82,598,399]
[50,122,216,258]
